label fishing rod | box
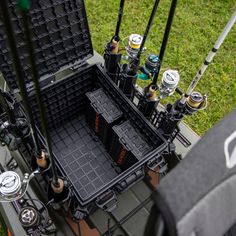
[18,0,66,196]
[158,10,236,137]
[119,0,160,98]
[0,0,41,154]
[137,0,178,119]
[153,0,178,85]
[0,90,20,150]
[113,0,125,43]
[0,89,16,125]
[179,10,236,105]
[132,0,161,71]
[104,0,125,84]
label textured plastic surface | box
[110,120,152,170]
[0,0,93,90]
[28,67,94,130]
[86,88,123,149]
[113,121,152,159]
[50,115,119,200]
[86,88,123,124]
[28,65,167,206]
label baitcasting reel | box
[158,69,180,98]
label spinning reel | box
[0,170,40,202]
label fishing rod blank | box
[135,0,161,65]
[0,0,41,153]
[19,4,61,189]
[153,0,178,84]
[113,0,125,42]
[156,11,236,137]
[120,0,161,98]
[0,89,16,125]
[180,10,236,105]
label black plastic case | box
[0,0,168,211]
[28,64,168,208]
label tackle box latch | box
[116,168,145,193]
[95,189,117,212]
[147,155,167,173]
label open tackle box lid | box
[0,0,93,91]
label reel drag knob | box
[186,91,206,114]
[129,34,143,50]
[159,69,180,98]
[0,171,21,199]
[145,54,160,73]
[125,34,143,61]
[19,206,39,228]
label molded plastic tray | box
[50,115,120,200]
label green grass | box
[85,0,236,135]
[0,212,6,236]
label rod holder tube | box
[119,67,137,99]
[138,85,158,118]
[104,53,122,84]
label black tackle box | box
[0,0,168,210]
[110,120,152,171]
[86,88,123,150]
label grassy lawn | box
[0,213,6,236]
[85,0,236,135]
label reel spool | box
[18,199,56,234]
[19,206,40,229]
[158,69,180,98]
[138,54,161,81]
[185,91,207,114]
[145,54,160,74]
[0,170,39,202]
[0,171,21,200]
[125,34,143,60]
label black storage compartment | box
[86,88,123,150]
[110,121,152,171]
[0,0,168,209]
[28,64,167,206]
